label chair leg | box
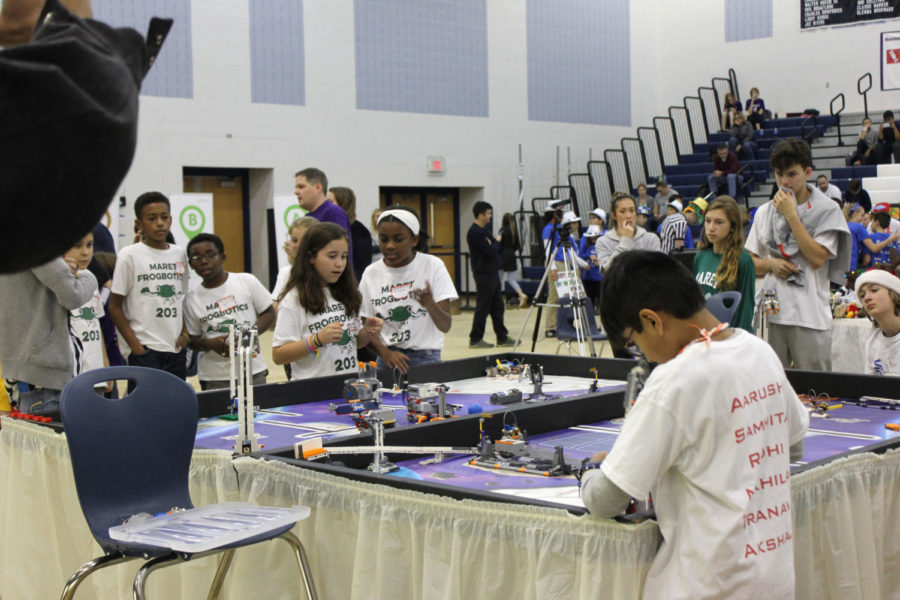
[279,531,319,600]
[61,553,135,600]
[206,549,236,600]
[555,340,562,355]
[132,553,181,600]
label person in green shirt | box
[692,196,756,332]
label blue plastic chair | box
[59,366,317,600]
[706,291,742,325]
[556,297,608,355]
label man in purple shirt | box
[706,145,740,199]
[294,168,352,260]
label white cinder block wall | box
[116,0,895,285]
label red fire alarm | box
[427,155,445,174]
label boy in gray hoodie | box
[0,257,97,414]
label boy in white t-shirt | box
[745,138,850,370]
[183,233,274,390]
[585,250,808,600]
[109,192,190,384]
[855,268,900,376]
[64,231,114,394]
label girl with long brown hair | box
[693,196,756,332]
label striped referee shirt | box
[659,214,688,254]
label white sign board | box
[273,195,306,271]
[882,31,900,91]
[169,194,215,288]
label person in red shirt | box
[707,145,740,199]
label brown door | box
[425,192,456,282]
[183,175,245,272]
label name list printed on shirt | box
[138,262,185,282]
[802,0,898,29]
[730,379,794,560]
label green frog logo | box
[71,306,99,321]
[140,284,181,304]
[376,305,428,326]
[207,318,241,334]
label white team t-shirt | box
[863,326,900,376]
[359,253,458,351]
[745,191,840,331]
[272,287,360,379]
[271,264,292,302]
[111,242,189,354]
[598,329,808,600]
[183,273,272,381]
[69,287,105,372]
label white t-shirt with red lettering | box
[598,329,809,600]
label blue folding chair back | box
[555,297,608,355]
[706,291,742,325]
[59,366,317,600]
[61,366,196,556]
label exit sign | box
[427,155,445,174]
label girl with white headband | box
[359,206,458,372]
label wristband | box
[313,332,322,347]
[575,460,604,489]
[305,335,319,357]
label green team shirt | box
[692,248,756,333]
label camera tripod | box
[512,217,598,357]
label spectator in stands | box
[864,212,899,267]
[637,205,652,231]
[652,177,679,221]
[693,196,756,332]
[721,91,739,131]
[659,199,689,254]
[874,110,900,164]
[328,186,372,282]
[588,208,607,232]
[542,202,565,337]
[745,138,851,371]
[595,194,661,359]
[847,204,899,271]
[635,183,652,213]
[816,175,842,201]
[843,179,872,213]
[580,225,603,309]
[744,87,767,130]
[869,203,900,234]
[847,117,878,166]
[727,112,756,160]
[707,145,740,200]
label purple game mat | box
[386,400,900,498]
[194,386,610,452]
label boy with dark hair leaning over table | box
[582,250,809,600]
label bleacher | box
[506,71,894,298]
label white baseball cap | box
[561,211,580,225]
[590,208,607,222]
[668,200,683,213]
[585,224,603,237]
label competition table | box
[2,356,900,599]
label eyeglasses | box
[189,251,219,263]
[623,329,644,358]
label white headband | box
[378,208,421,235]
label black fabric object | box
[498,226,519,272]
[0,0,172,273]
[350,220,372,282]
